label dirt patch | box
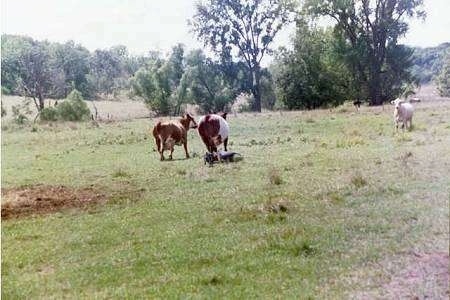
[353,251,450,299]
[1,185,106,220]
[382,252,449,299]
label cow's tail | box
[153,121,162,137]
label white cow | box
[390,98,415,131]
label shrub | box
[40,107,58,121]
[66,89,84,101]
[268,168,283,185]
[351,173,367,188]
[1,86,12,95]
[11,105,29,124]
[1,102,6,117]
[56,89,91,121]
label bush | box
[56,99,90,121]
[66,89,84,101]
[436,53,450,97]
[1,102,6,117]
[11,105,28,124]
[40,89,91,122]
[1,86,12,95]
[58,89,91,121]
[40,107,58,121]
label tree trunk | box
[38,93,45,111]
[368,62,383,106]
[251,66,262,112]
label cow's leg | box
[159,139,165,161]
[223,137,228,151]
[169,146,174,160]
[154,137,161,155]
[183,141,190,159]
[408,118,412,131]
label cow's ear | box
[222,112,228,119]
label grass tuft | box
[112,168,131,178]
[351,173,367,188]
[268,168,283,185]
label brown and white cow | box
[197,112,229,153]
[152,113,197,161]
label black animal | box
[204,152,216,167]
[353,100,362,109]
[217,150,241,162]
[204,151,242,167]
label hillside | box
[411,42,450,83]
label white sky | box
[2,0,449,61]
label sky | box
[2,0,449,60]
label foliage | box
[274,24,353,109]
[1,102,6,117]
[11,99,32,124]
[55,89,91,121]
[190,0,296,111]
[306,0,425,105]
[51,41,91,98]
[1,35,54,110]
[382,44,418,101]
[182,49,237,113]
[411,43,450,83]
[1,35,149,102]
[130,55,173,116]
[39,107,58,121]
[436,52,450,97]
[88,47,127,97]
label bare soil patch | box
[1,185,106,219]
[382,252,449,299]
[353,252,450,299]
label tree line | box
[2,0,449,116]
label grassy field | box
[2,101,449,298]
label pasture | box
[2,100,449,298]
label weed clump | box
[268,168,283,185]
[292,240,317,257]
[351,173,367,188]
[112,168,131,178]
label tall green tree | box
[182,49,236,113]
[274,23,353,109]
[307,0,425,105]
[1,35,33,95]
[130,46,189,115]
[52,41,91,98]
[15,40,53,111]
[131,59,171,116]
[190,0,296,112]
[88,47,127,97]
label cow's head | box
[180,113,198,130]
[216,112,227,120]
[390,98,404,110]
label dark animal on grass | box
[353,100,362,110]
[152,113,197,161]
[197,112,229,153]
[204,150,242,167]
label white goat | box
[391,98,415,131]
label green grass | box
[2,106,449,298]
